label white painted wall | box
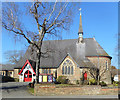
[19,63,36,82]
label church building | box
[14,9,112,84]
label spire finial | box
[78,8,83,43]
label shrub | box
[113,81,119,86]
[76,80,79,84]
[2,76,15,82]
[99,81,107,86]
[89,78,97,85]
[14,78,19,82]
[84,80,89,85]
[56,76,69,84]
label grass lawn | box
[27,87,34,95]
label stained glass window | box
[62,66,64,75]
[68,66,70,74]
[71,66,73,75]
[62,59,74,75]
[65,66,67,74]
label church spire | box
[78,8,83,43]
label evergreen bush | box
[56,76,69,84]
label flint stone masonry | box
[34,84,102,96]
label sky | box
[1,2,118,68]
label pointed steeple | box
[78,8,83,43]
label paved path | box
[1,82,33,98]
[0,82,118,99]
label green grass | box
[28,87,34,94]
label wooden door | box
[24,70,32,82]
[84,72,87,80]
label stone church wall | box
[87,56,111,84]
[57,56,81,84]
[13,69,20,79]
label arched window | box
[62,66,64,75]
[71,66,73,75]
[62,59,74,75]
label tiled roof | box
[14,38,111,69]
[0,64,14,71]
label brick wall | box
[34,84,118,96]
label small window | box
[66,60,69,63]
[42,69,46,74]
[44,69,46,74]
[46,69,48,74]
[49,69,51,74]
[25,75,28,78]
[29,75,32,78]
[106,61,108,70]
[3,72,4,76]
[25,70,28,74]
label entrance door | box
[24,70,32,82]
[84,72,87,80]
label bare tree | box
[89,65,110,84]
[2,2,78,83]
[4,50,25,64]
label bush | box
[76,80,79,84]
[2,76,15,82]
[56,76,69,84]
[99,81,107,86]
[113,81,119,86]
[14,78,19,82]
[89,78,97,85]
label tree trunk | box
[35,50,41,83]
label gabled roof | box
[19,59,36,75]
[15,38,111,69]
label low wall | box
[34,84,105,96]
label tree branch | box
[46,2,68,31]
[47,0,57,22]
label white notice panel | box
[39,75,42,82]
